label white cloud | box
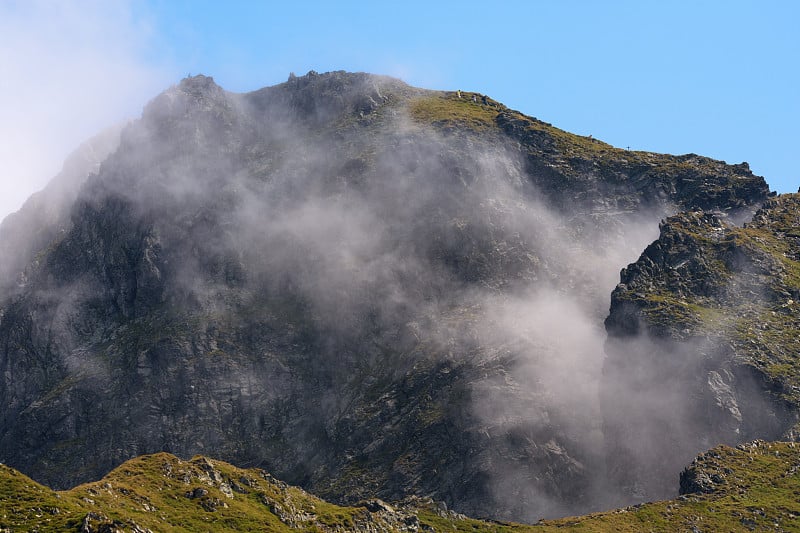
[0,0,171,220]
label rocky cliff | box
[0,125,122,295]
[0,70,774,522]
[603,194,800,504]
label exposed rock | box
[707,369,743,425]
[185,487,208,499]
[0,70,771,522]
[0,124,123,295]
[603,196,800,504]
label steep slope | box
[0,70,770,521]
[3,442,800,532]
[603,194,800,504]
[0,124,122,294]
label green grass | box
[538,442,800,532]
[636,292,729,334]
[409,93,503,132]
[4,442,800,531]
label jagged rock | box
[707,369,742,425]
[0,70,771,522]
[0,124,123,296]
[185,487,208,499]
[364,499,396,513]
[603,196,800,504]
[80,512,130,533]
[679,468,719,495]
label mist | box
[0,71,780,523]
[107,79,674,517]
[0,0,170,222]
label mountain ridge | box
[2,440,800,532]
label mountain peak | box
[176,73,224,97]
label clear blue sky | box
[1,1,798,219]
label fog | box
[111,80,675,517]
[0,72,783,522]
[0,0,169,222]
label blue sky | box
[1,1,798,219]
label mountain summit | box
[0,71,784,522]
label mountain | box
[0,70,780,522]
[2,440,799,532]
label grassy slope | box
[541,441,800,532]
[730,195,800,400]
[3,443,800,532]
[408,92,762,185]
[0,452,530,533]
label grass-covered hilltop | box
[2,441,800,532]
[0,70,798,525]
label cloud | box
[0,0,171,221]
[2,67,774,521]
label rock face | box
[603,195,800,504]
[0,71,773,521]
[0,124,123,295]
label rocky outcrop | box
[603,195,800,504]
[0,71,773,522]
[678,440,799,497]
